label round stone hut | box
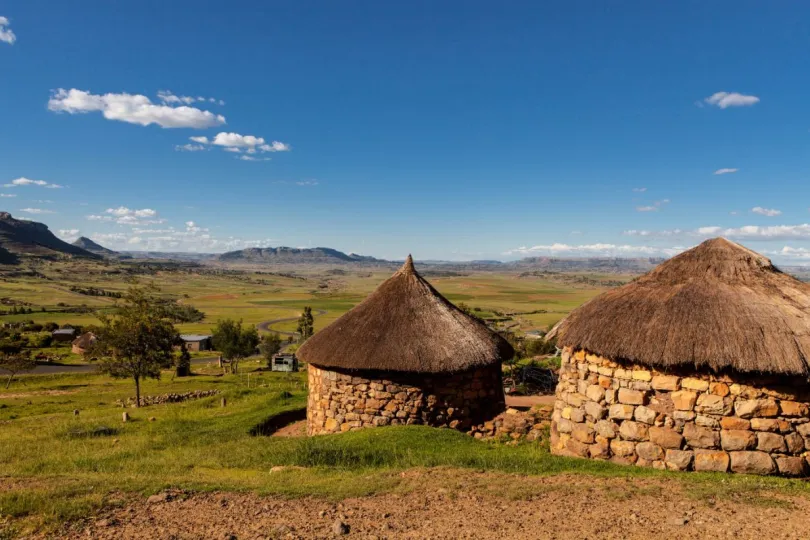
[548,238,810,476]
[298,256,513,436]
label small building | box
[179,334,213,352]
[52,328,77,342]
[298,255,513,436]
[271,353,298,372]
[71,332,97,354]
[548,238,810,477]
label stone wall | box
[551,348,810,476]
[307,364,505,435]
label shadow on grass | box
[249,407,306,436]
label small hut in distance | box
[298,255,513,435]
[549,237,810,477]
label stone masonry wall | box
[307,363,505,435]
[551,348,810,476]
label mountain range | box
[0,212,100,262]
[72,236,121,258]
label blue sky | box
[2,1,810,261]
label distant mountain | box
[217,246,383,265]
[72,236,119,257]
[0,212,100,262]
[510,256,664,273]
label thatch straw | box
[547,238,810,376]
[297,255,514,373]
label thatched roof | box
[548,238,810,376]
[297,255,514,373]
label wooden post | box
[221,397,227,408]
[122,412,130,422]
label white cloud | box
[128,236,142,245]
[0,16,16,45]
[751,206,781,217]
[259,141,291,152]
[87,207,164,226]
[714,168,738,175]
[632,187,646,192]
[183,133,290,156]
[504,243,684,258]
[175,144,207,152]
[3,177,63,189]
[106,207,156,218]
[624,224,810,241]
[19,208,54,214]
[212,132,265,148]
[0,193,16,198]
[704,92,760,109]
[223,147,242,153]
[237,155,270,162]
[189,136,209,144]
[58,229,80,241]
[48,88,226,129]
[636,206,658,212]
[157,91,225,107]
[295,180,319,186]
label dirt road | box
[256,308,328,336]
[45,468,810,539]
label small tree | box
[90,286,179,407]
[296,307,314,343]
[211,319,259,374]
[259,333,283,368]
[0,344,36,389]
[175,342,192,377]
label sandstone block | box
[584,401,606,421]
[618,388,645,405]
[651,375,679,392]
[608,403,635,420]
[683,423,719,449]
[779,400,809,417]
[681,378,709,392]
[636,442,664,461]
[565,438,590,458]
[720,417,750,430]
[720,430,756,451]
[729,451,776,475]
[634,406,657,424]
[649,426,683,449]
[571,423,595,444]
[775,456,809,477]
[756,432,787,453]
[665,449,693,471]
[785,432,805,454]
[694,450,729,472]
[325,418,338,431]
[569,408,585,423]
[595,420,618,439]
[631,370,652,382]
[695,415,720,429]
[750,418,790,433]
[598,375,612,389]
[710,382,730,397]
[619,421,650,442]
[604,388,617,404]
[597,366,614,377]
[672,391,697,411]
[566,393,586,407]
[614,368,632,380]
[610,439,636,457]
[695,394,731,415]
[672,410,696,421]
[589,439,611,459]
[734,399,779,419]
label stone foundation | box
[551,348,810,476]
[307,364,505,435]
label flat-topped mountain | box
[217,246,382,265]
[0,212,100,262]
[72,236,119,257]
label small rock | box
[668,517,688,526]
[332,519,350,535]
[318,510,327,518]
[148,417,156,422]
[147,492,170,504]
[73,409,80,416]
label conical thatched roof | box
[548,238,810,376]
[297,256,514,373]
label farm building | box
[179,334,213,352]
[298,255,513,436]
[71,332,97,355]
[51,328,77,342]
[548,237,810,477]
[271,353,298,372]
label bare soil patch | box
[47,469,810,539]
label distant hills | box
[72,236,120,258]
[216,247,383,265]
[0,212,100,262]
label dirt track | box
[47,469,810,539]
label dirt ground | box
[42,469,810,540]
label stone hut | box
[548,238,810,476]
[298,255,513,436]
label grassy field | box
[2,366,810,536]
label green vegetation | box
[258,333,283,366]
[211,318,260,374]
[296,306,314,342]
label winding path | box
[255,308,328,336]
